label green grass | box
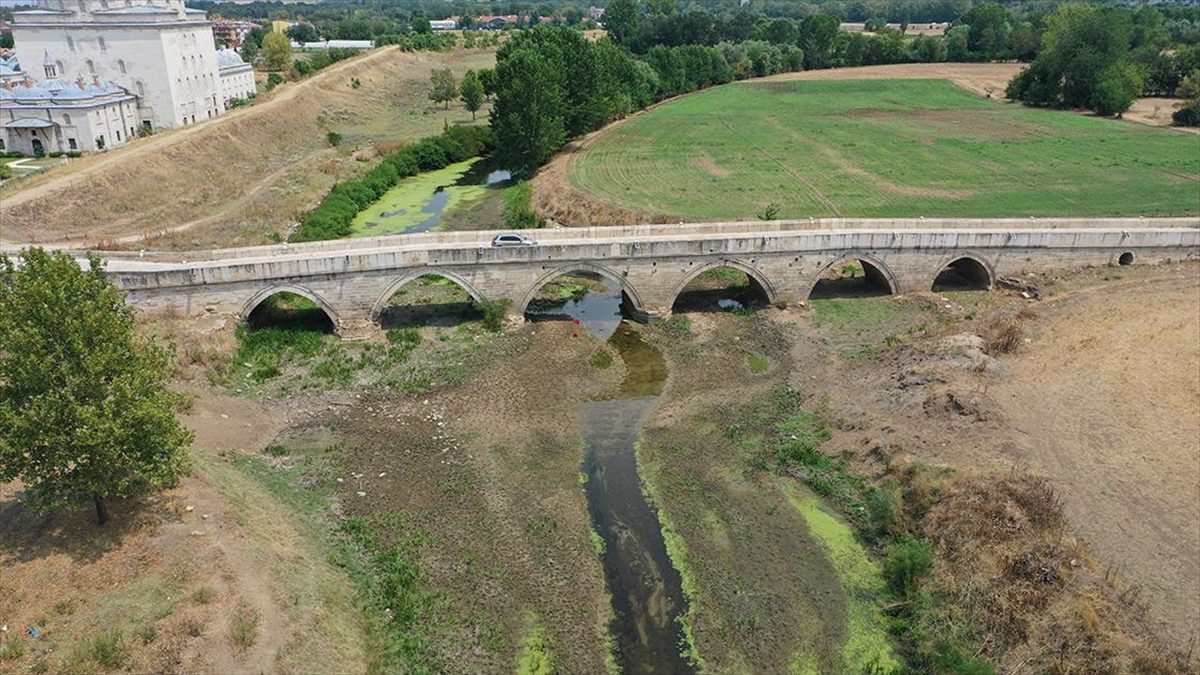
[515,613,555,675]
[350,158,490,237]
[569,78,1200,219]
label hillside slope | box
[0,46,495,250]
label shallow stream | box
[529,283,693,674]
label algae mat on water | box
[786,487,899,674]
[568,78,1200,219]
[351,158,489,237]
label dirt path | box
[988,275,1200,646]
[0,47,496,249]
[0,48,392,214]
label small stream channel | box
[528,279,693,674]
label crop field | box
[565,79,1200,220]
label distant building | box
[0,54,23,83]
[211,18,257,48]
[1,74,139,154]
[429,19,456,31]
[588,6,604,21]
[295,39,373,50]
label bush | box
[474,299,510,331]
[386,328,422,346]
[0,164,11,181]
[502,181,544,229]
[982,317,1023,354]
[326,130,342,146]
[265,72,283,91]
[884,535,933,599]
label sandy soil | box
[0,47,496,249]
[798,262,1200,657]
[0,388,368,673]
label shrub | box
[884,535,933,599]
[265,72,283,91]
[90,629,128,668]
[326,130,342,146]
[0,164,11,181]
[386,328,422,346]
[502,181,544,229]
[474,299,510,332]
[982,317,1023,355]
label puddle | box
[533,279,692,674]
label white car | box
[491,233,538,247]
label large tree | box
[1007,4,1134,112]
[460,69,484,120]
[962,2,1011,61]
[0,249,192,525]
[490,48,566,173]
[602,0,638,46]
[261,31,292,71]
[428,68,457,109]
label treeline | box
[489,29,743,174]
[292,126,493,242]
[1007,4,1200,122]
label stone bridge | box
[87,217,1199,338]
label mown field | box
[565,79,1200,220]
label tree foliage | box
[261,31,292,71]
[0,249,192,524]
[490,47,566,173]
[459,69,485,120]
[428,68,457,109]
[1007,4,1141,116]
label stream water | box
[352,158,513,237]
[528,282,694,674]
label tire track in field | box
[718,116,843,216]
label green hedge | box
[292,125,495,242]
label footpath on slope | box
[0,46,496,249]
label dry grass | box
[982,316,1024,354]
[920,474,1192,673]
[0,46,496,250]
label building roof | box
[215,47,247,69]
[2,117,57,128]
[1,76,133,106]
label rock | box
[185,505,194,512]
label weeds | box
[884,536,934,599]
[192,586,217,604]
[0,640,25,660]
[474,299,510,332]
[230,607,260,651]
[590,349,614,369]
[89,629,128,669]
[982,316,1023,354]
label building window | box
[116,130,121,141]
[62,113,71,125]
[45,65,57,77]
[86,60,95,74]
[0,139,5,150]
[136,81,145,96]
[98,37,106,50]
[56,60,65,74]
[118,60,126,74]
[67,36,75,51]
[68,138,77,150]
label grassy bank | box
[568,78,1199,220]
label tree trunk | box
[93,494,108,525]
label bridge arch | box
[807,253,899,299]
[668,259,777,310]
[518,263,644,317]
[931,252,995,291]
[240,283,341,330]
[370,269,486,323]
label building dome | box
[215,47,246,69]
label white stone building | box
[0,75,139,154]
[6,0,256,135]
[215,47,253,105]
